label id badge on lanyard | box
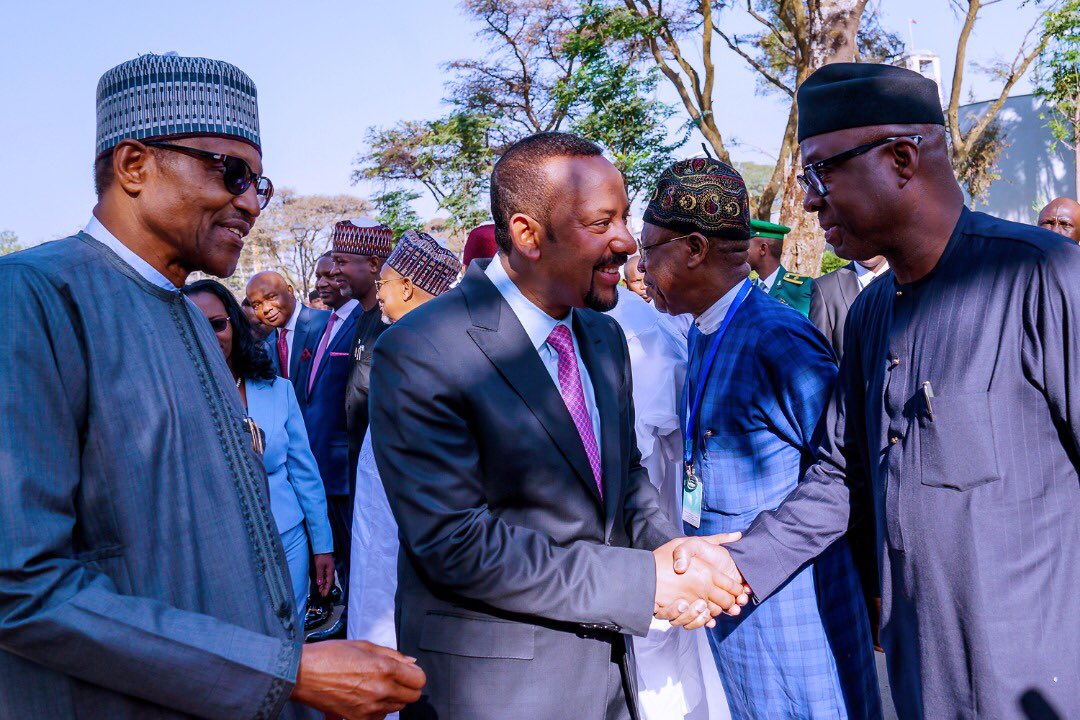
[682,280,752,528]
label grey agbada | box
[0,236,313,719]
[729,61,1080,720]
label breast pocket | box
[919,391,1001,491]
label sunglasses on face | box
[209,317,230,333]
[147,142,275,209]
[797,135,923,197]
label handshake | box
[652,533,749,630]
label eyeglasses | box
[374,277,407,292]
[638,232,695,262]
[208,317,230,333]
[797,135,923,197]
[147,142,275,209]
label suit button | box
[704,430,714,438]
[896,290,903,298]
[889,435,900,445]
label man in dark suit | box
[246,270,328,385]
[370,133,747,720]
[295,253,363,637]
[808,255,888,360]
[328,219,393,480]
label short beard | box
[584,273,621,312]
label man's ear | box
[401,279,415,302]
[112,140,154,196]
[892,137,921,188]
[369,256,383,275]
[684,232,711,269]
[509,213,544,261]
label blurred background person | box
[241,296,273,342]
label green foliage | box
[1035,1,1080,154]
[373,189,423,241]
[819,250,848,276]
[356,111,494,237]
[733,162,775,199]
[553,3,686,201]
[0,230,23,256]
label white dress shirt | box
[83,216,177,291]
[485,255,602,457]
[853,260,890,290]
[757,267,781,294]
[694,279,750,335]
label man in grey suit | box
[370,133,747,720]
[0,53,423,720]
[808,256,888,360]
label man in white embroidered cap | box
[0,53,424,720]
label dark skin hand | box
[94,136,262,286]
[291,640,426,720]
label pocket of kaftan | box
[918,391,1001,491]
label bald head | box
[1037,197,1080,244]
[624,255,650,302]
[245,271,297,328]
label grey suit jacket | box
[369,262,681,720]
[808,263,861,361]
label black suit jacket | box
[369,262,681,720]
[809,263,861,361]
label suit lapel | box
[573,311,622,536]
[768,264,786,298]
[288,306,307,381]
[838,264,861,308]
[463,264,603,508]
[307,309,359,392]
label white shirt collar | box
[759,266,781,293]
[485,254,572,350]
[83,216,178,291]
[695,279,750,335]
[853,260,890,289]
[283,303,301,333]
[332,298,360,321]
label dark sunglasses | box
[797,135,922,197]
[147,142,274,209]
[208,317,230,333]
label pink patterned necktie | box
[277,328,289,379]
[307,312,339,393]
[546,324,603,497]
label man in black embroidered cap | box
[639,157,880,719]
[701,62,1080,719]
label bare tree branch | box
[715,26,796,95]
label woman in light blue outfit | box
[184,280,334,623]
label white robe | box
[347,430,399,650]
[606,287,731,720]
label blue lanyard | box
[683,279,752,467]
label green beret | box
[750,219,791,241]
[797,63,945,142]
[643,158,751,240]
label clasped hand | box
[652,533,749,630]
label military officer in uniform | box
[747,219,813,317]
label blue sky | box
[0,0,1046,245]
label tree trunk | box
[779,0,867,276]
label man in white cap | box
[0,53,424,720]
[348,230,463,668]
